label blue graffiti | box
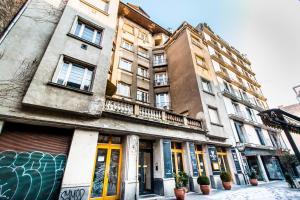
[0,151,67,200]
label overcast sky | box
[124,0,300,108]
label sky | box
[123,0,300,108]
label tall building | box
[0,1,290,200]
[197,23,288,182]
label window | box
[191,35,201,47]
[137,66,148,78]
[255,128,265,145]
[121,39,133,51]
[117,82,130,97]
[232,101,241,115]
[269,132,280,148]
[208,107,220,124]
[195,55,205,67]
[246,107,256,121]
[137,89,149,102]
[55,59,93,91]
[171,142,184,175]
[223,81,230,92]
[138,47,148,58]
[155,72,168,86]
[156,93,169,109]
[217,147,230,172]
[118,58,132,72]
[138,31,148,42]
[153,54,166,65]
[123,23,134,34]
[242,91,249,101]
[74,20,102,45]
[234,121,247,143]
[201,78,213,93]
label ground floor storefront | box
[0,121,265,200]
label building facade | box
[0,1,290,200]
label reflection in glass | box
[172,153,176,174]
[91,149,107,198]
[198,154,206,175]
[107,150,120,196]
[177,153,184,172]
[98,135,109,143]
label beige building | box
[0,1,291,200]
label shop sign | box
[189,143,199,177]
[163,140,173,178]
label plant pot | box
[222,181,231,190]
[174,188,186,200]
[250,179,258,186]
[200,185,210,195]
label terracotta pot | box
[200,185,210,195]
[174,188,186,200]
[222,181,232,190]
[250,179,258,186]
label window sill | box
[48,82,93,95]
[121,46,135,53]
[203,90,215,96]
[210,122,224,127]
[138,54,150,60]
[67,33,102,49]
[137,74,150,80]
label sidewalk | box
[165,181,300,200]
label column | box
[0,120,4,134]
[183,142,199,192]
[153,139,164,196]
[121,135,139,200]
[59,129,99,200]
[257,155,269,182]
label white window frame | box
[201,78,213,93]
[138,46,148,58]
[137,66,149,78]
[137,89,149,103]
[208,106,221,124]
[74,20,102,45]
[117,82,131,97]
[119,58,132,72]
[121,39,133,51]
[156,93,170,109]
[155,72,168,86]
[54,60,93,91]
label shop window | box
[171,142,184,174]
[217,147,230,172]
[195,145,206,176]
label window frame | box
[156,93,170,109]
[137,46,149,59]
[137,65,149,78]
[118,58,132,72]
[136,88,149,103]
[52,55,95,93]
[201,78,213,94]
[116,82,131,98]
[121,39,134,52]
[208,106,221,125]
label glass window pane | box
[91,149,107,198]
[95,31,102,45]
[82,25,94,42]
[119,59,132,71]
[107,150,120,196]
[83,69,93,91]
[75,22,82,36]
[172,153,176,174]
[66,64,85,89]
[208,107,220,124]
[177,153,184,172]
[57,62,69,85]
[198,154,206,175]
[98,135,109,143]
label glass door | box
[90,136,122,200]
[139,151,153,195]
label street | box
[166,181,300,200]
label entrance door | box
[246,156,263,181]
[139,141,153,195]
[90,136,122,200]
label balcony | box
[222,89,264,111]
[229,111,261,128]
[104,97,205,131]
[153,59,167,67]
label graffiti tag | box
[60,188,85,200]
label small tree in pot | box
[174,171,189,200]
[248,169,258,186]
[220,171,232,190]
[197,175,210,195]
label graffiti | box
[59,186,89,200]
[0,150,67,200]
[60,188,85,200]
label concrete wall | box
[22,0,120,116]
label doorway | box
[139,140,154,195]
[246,156,263,181]
[90,135,122,200]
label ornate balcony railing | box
[153,59,167,67]
[104,97,205,131]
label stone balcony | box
[103,97,206,132]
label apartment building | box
[197,23,288,182]
[0,1,291,200]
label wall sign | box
[189,143,199,177]
[231,148,242,173]
[163,140,173,178]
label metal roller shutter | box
[0,122,73,200]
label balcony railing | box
[104,97,205,131]
[153,59,167,67]
[222,89,264,111]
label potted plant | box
[197,175,210,195]
[220,171,232,190]
[285,173,296,188]
[174,171,189,200]
[248,169,258,186]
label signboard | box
[189,143,199,177]
[163,140,173,178]
[231,148,242,173]
[208,145,220,174]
